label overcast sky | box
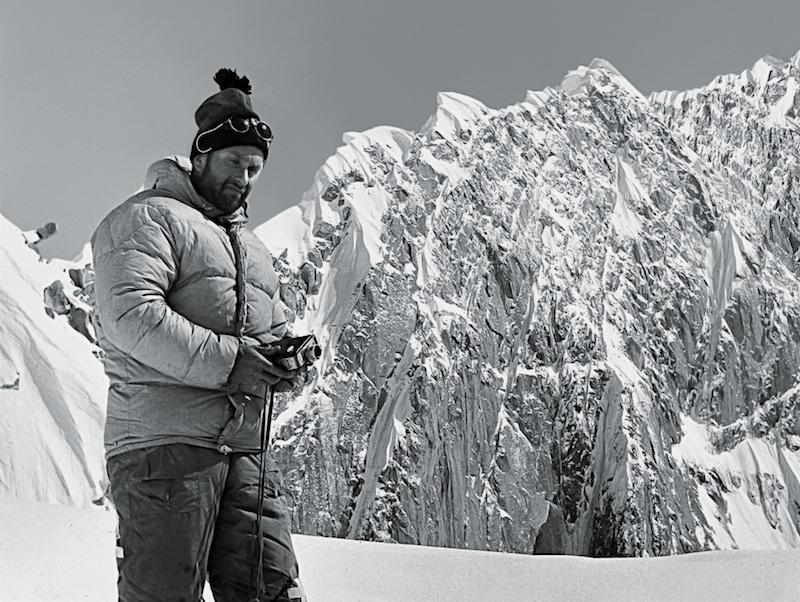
[2,0,799,259]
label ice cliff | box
[4,50,800,557]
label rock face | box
[257,53,800,555]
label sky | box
[1,0,799,260]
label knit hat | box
[190,68,271,160]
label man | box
[92,69,307,601]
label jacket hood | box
[144,155,247,225]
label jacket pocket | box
[262,467,285,499]
[219,393,267,450]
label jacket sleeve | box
[92,202,238,389]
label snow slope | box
[1,496,798,602]
[0,214,107,506]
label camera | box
[262,334,321,371]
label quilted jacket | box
[92,156,287,459]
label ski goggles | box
[194,116,274,154]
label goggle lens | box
[255,121,273,141]
[228,116,273,141]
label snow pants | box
[107,444,300,602]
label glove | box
[226,345,296,397]
[256,343,309,392]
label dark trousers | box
[107,444,299,602]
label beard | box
[191,165,250,215]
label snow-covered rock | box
[258,51,800,555]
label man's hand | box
[257,343,311,391]
[227,345,299,396]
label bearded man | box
[92,69,306,602]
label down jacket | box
[92,156,287,459]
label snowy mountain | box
[256,52,800,555]
[3,50,800,559]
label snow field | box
[1,496,798,601]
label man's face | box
[191,145,265,214]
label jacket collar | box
[143,155,248,226]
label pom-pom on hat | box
[190,68,271,160]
